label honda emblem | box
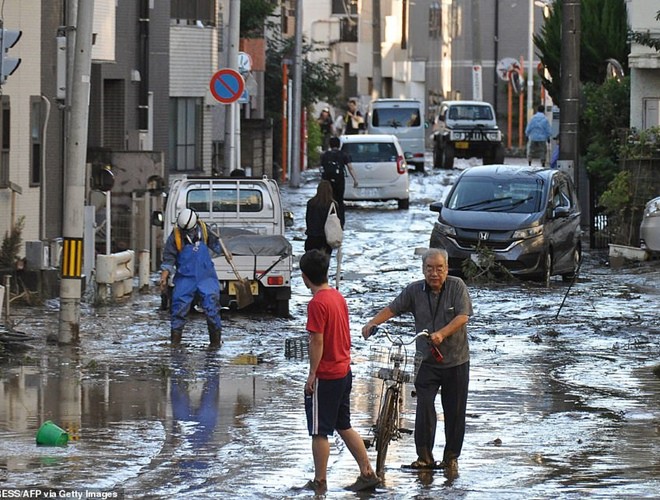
[479,231,489,240]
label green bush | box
[0,216,24,269]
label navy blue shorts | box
[305,370,353,436]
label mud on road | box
[1,163,659,499]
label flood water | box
[1,159,659,499]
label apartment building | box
[628,0,660,130]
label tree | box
[264,31,342,167]
[534,0,629,104]
[581,77,630,186]
[240,0,277,38]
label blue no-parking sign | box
[210,68,245,104]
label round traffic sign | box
[210,68,245,104]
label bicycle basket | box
[370,345,421,384]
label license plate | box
[228,280,259,295]
[358,188,381,198]
[455,141,469,149]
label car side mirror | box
[151,210,164,228]
[554,206,570,218]
[430,201,444,213]
[284,210,294,228]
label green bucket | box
[36,420,69,447]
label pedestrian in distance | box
[298,249,381,494]
[343,98,365,135]
[305,180,337,255]
[550,136,560,169]
[320,136,358,228]
[317,107,335,152]
[160,208,223,349]
[525,104,553,167]
[362,247,473,477]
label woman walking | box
[305,180,337,254]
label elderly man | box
[362,248,473,475]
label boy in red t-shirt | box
[298,249,380,494]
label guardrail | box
[96,250,135,299]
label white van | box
[367,98,425,172]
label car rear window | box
[447,177,544,213]
[372,107,421,127]
[187,188,264,213]
[342,142,399,163]
[447,105,493,121]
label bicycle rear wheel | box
[375,385,398,475]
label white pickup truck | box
[155,175,293,317]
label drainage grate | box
[285,335,309,359]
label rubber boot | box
[208,325,222,349]
[171,329,183,347]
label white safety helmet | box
[176,208,198,230]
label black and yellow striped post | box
[61,237,83,279]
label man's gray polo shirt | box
[388,276,473,368]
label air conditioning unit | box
[25,241,50,270]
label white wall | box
[0,1,42,250]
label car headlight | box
[486,131,502,141]
[644,198,660,217]
[449,131,465,141]
[435,220,457,237]
[512,225,543,239]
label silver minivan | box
[367,98,425,172]
[340,134,410,210]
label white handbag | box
[324,203,343,248]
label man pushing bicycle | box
[362,248,473,476]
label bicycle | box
[366,326,433,476]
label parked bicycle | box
[366,326,433,476]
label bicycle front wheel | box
[375,385,398,475]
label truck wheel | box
[275,299,290,318]
[397,198,410,210]
[493,144,505,164]
[442,144,455,169]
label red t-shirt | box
[306,288,352,380]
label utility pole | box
[371,0,382,100]
[223,0,240,175]
[559,1,580,190]
[58,0,95,344]
[471,0,482,100]
[289,0,303,187]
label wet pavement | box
[1,159,659,499]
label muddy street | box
[1,161,659,499]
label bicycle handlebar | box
[369,326,430,346]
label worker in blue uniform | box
[160,208,223,348]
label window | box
[429,2,441,39]
[342,142,398,163]
[187,188,264,213]
[372,107,421,127]
[30,97,43,186]
[332,0,357,16]
[170,98,202,172]
[171,0,216,26]
[0,96,10,188]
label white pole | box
[106,191,111,255]
[527,0,535,120]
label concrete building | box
[0,1,270,287]
[628,0,660,130]
[300,0,549,137]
